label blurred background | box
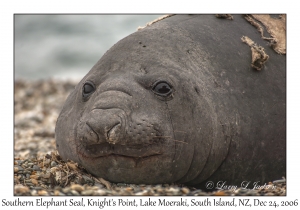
[14,15,164,160]
[14,14,162,80]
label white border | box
[2,0,299,209]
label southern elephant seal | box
[55,14,286,186]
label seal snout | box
[83,108,125,145]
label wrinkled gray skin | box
[56,15,286,186]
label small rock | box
[54,190,60,196]
[132,186,141,193]
[54,190,65,196]
[54,186,62,191]
[181,187,190,194]
[90,186,100,191]
[38,190,49,196]
[23,161,31,166]
[165,187,179,194]
[82,175,94,184]
[25,179,32,183]
[125,187,133,192]
[114,187,121,192]
[16,160,23,165]
[31,179,38,185]
[94,182,105,188]
[214,191,225,196]
[117,183,127,187]
[156,188,164,193]
[81,189,94,196]
[32,187,43,190]
[30,175,39,179]
[44,159,51,166]
[71,190,80,196]
[85,185,92,190]
[135,190,150,196]
[190,189,206,196]
[46,153,52,159]
[50,167,58,173]
[237,188,248,194]
[51,161,57,167]
[16,165,24,171]
[71,184,84,192]
[119,189,133,196]
[41,173,51,179]
[67,162,77,170]
[33,165,41,171]
[62,187,71,194]
[30,190,37,196]
[14,184,30,194]
[94,189,107,196]
[23,170,31,175]
[245,190,259,196]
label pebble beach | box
[14,79,286,196]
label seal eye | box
[82,81,95,99]
[152,81,173,96]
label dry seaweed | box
[244,14,286,54]
[215,14,233,20]
[137,14,175,30]
[241,36,269,70]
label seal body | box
[55,15,286,186]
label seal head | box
[55,20,225,184]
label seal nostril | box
[107,123,121,144]
[85,122,99,143]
